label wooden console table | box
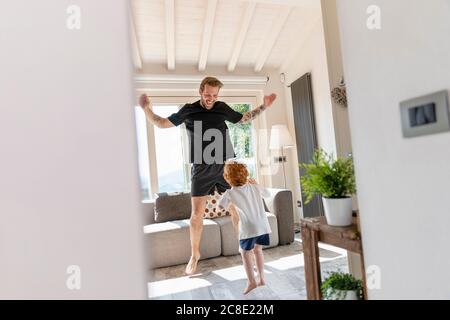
[300,216,367,300]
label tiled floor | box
[149,234,349,300]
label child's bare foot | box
[243,281,258,295]
[257,278,266,287]
[185,255,200,275]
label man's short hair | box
[200,77,223,92]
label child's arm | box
[248,178,270,198]
[228,204,240,235]
[217,191,230,210]
[217,193,240,235]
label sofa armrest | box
[141,200,156,225]
[264,188,295,245]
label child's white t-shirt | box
[217,184,272,240]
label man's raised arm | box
[138,94,174,129]
[238,93,277,124]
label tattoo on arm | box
[144,106,166,127]
[239,104,267,124]
[151,113,164,125]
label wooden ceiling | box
[131,0,320,74]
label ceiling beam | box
[198,0,218,71]
[227,2,256,72]
[165,0,175,71]
[254,6,292,72]
[129,8,142,70]
[237,0,314,7]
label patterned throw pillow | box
[203,191,231,219]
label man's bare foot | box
[243,281,258,295]
[257,278,266,287]
[185,255,200,275]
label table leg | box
[301,224,322,300]
[360,248,368,300]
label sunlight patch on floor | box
[266,254,303,271]
[317,242,348,256]
[266,252,347,271]
[212,265,245,282]
[149,276,211,298]
[212,265,273,282]
[295,238,349,257]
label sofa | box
[142,188,295,269]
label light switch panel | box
[400,90,450,138]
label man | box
[139,76,276,275]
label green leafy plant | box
[300,149,356,204]
[321,271,363,300]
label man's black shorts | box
[191,164,231,197]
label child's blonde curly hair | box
[223,160,249,187]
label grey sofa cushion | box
[214,213,279,256]
[154,192,192,223]
[144,218,221,268]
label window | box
[227,103,256,178]
[153,105,190,193]
[134,107,152,201]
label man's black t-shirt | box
[167,100,243,164]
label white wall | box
[0,0,148,299]
[337,0,450,299]
[282,16,337,156]
[321,0,353,159]
[279,12,337,220]
[264,70,291,189]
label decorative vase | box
[322,197,353,226]
[325,288,359,300]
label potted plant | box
[321,271,363,300]
[300,149,356,226]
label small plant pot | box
[325,288,359,300]
[322,197,353,226]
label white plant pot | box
[325,288,359,300]
[322,197,353,227]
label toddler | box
[218,160,271,295]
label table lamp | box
[269,124,294,188]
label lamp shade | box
[269,125,294,150]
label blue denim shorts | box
[239,234,270,251]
